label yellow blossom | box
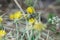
[14,11,22,19]
[33,22,46,31]
[0,17,3,23]
[29,18,35,24]
[26,7,35,14]
[0,30,6,37]
[9,11,22,20]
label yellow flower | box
[0,17,3,23]
[26,7,35,14]
[33,22,46,31]
[9,14,14,20]
[14,11,22,19]
[29,18,35,24]
[0,30,6,37]
[9,11,22,20]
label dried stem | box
[14,0,25,16]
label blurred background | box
[0,0,60,40]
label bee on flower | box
[26,6,35,14]
[33,22,46,31]
[9,11,23,20]
[0,30,6,37]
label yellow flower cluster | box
[33,22,46,31]
[0,30,6,37]
[0,17,3,23]
[26,7,35,14]
[29,18,35,24]
[9,11,22,20]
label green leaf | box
[49,26,56,32]
[48,13,56,19]
[31,35,35,40]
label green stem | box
[20,30,26,40]
[33,0,38,7]
[29,25,33,40]
[26,31,30,40]
[39,12,41,22]
[35,31,41,40]
[16,22,19,40]
[25,19,30,40]
[46,30,49,40]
